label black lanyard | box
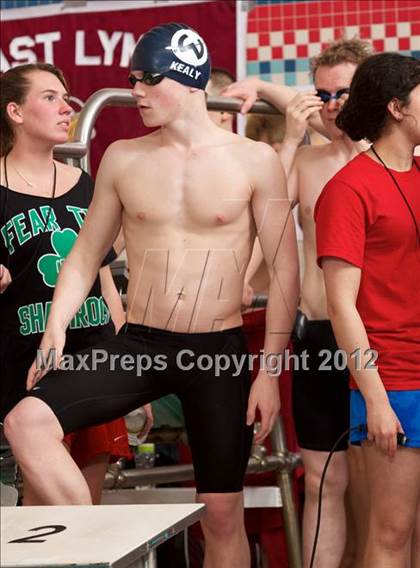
[370,146,420,245]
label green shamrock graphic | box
[37,229,77,287]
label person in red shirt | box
[315,53,420,568]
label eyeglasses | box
[316,88,350,103]
[128,72,164,87]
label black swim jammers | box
[29,324,254,493]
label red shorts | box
[64,417,131,469]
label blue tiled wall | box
[1,0,61,8]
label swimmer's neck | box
[158,103,222,149]
[328,134,367,157]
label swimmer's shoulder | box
[294,142,331,169]
[226,135,285,189]
[100,133,159,172]
[105,132,158,156]
[226,131,279,162]
[240,136,282,173]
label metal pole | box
[270,417,303,568]
[53,90,281,173]
[143,549,157,568]
[104,455,285,490]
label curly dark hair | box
[336,53,420,142]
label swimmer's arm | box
[286,144,316,208]
[277,93,323,177]
[223,77,327,136]
[247,144,299,441]
[245,238,264,281]
[47,143,123,331]
[99,266,126,332]
[242,238,264,307]
[255,81,326,137]
[322,258,403,457]
[286,151,299,208]
[113,228,126,256]
[252,144,299,358]
[276,141,299,180]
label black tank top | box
[0,170,116,338]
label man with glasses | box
[224,38,373,568]
[5,23,299,568]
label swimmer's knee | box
[4,397,61,445]
[199,492,244,537]
[304,454,349,500]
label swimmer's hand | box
[242,283,254,310]
[139,404,154,441]
[284,91,324,145]
[26,326,66,390]
[336,92,349,111]
[246,370,280,443]
[0,264,12,294]
[221,77,261,114]
[366,400,405,459]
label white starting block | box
[102,486,283,508]
[0,482,18,507]
[1,503,205,568]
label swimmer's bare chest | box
[118,143,256,332]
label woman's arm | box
[322,257,404,458]
[0,264,12,293]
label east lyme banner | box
[1,0,237,173]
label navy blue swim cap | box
[131,23,211,90]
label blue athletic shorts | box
[350,389,420,448]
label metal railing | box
[103,452,301,490]
[54,90,280,173]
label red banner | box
[1,1,236,173]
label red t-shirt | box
[315,152,420,391]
